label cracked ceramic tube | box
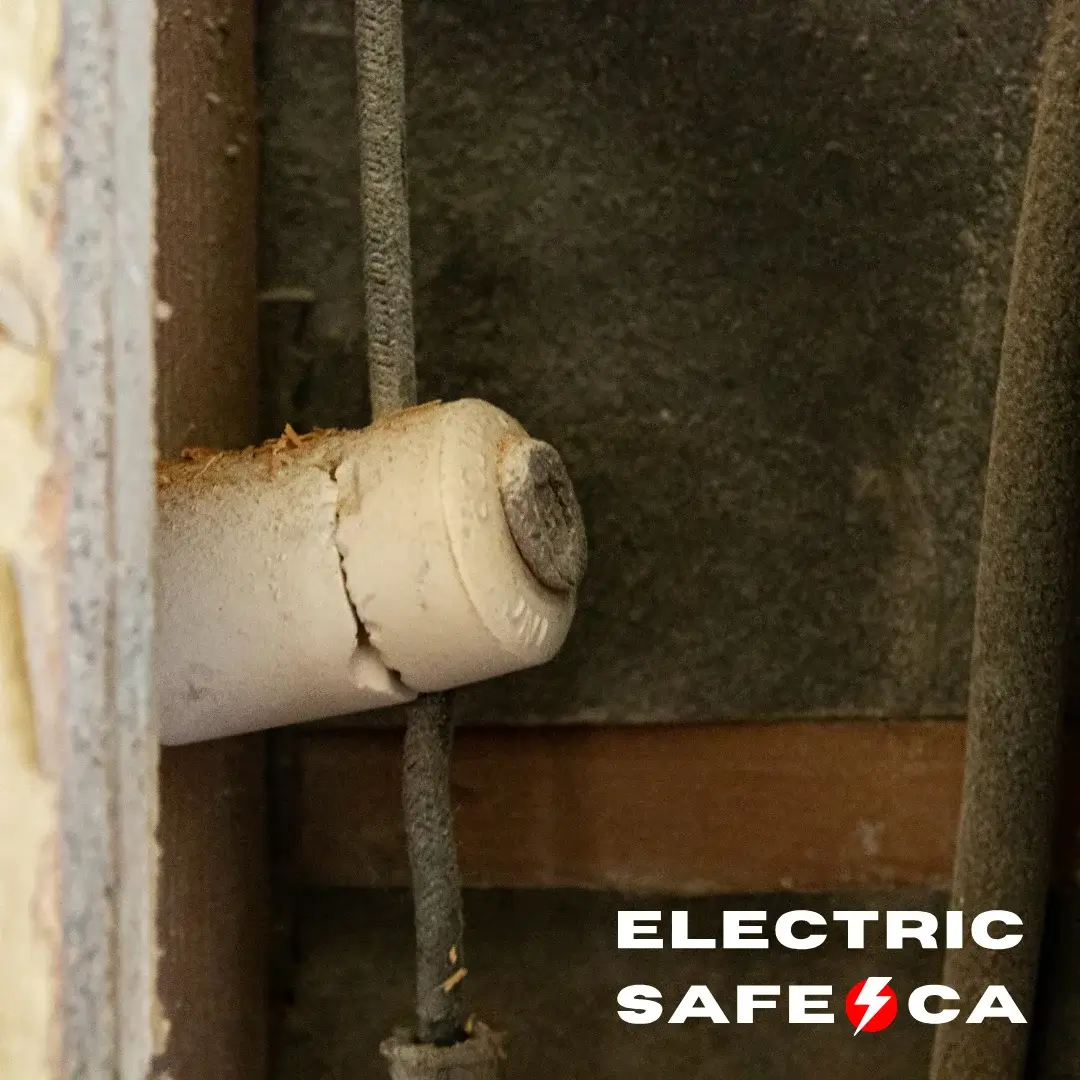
[155,398,584,745]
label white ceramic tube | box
[155,399,582,745]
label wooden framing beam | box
[296,719,1080,894]
[154,2,268,1080]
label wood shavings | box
[160,425,346,490]
[440,967,467,994]
[257,422,321,476]
[193,452,224,478]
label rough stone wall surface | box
[259,0,1050,724]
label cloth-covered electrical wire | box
[356,0,468,1049]
[929,3,1080,1079]
[402,695,467,1045]
[357,0,417,417]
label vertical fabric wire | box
[356,0,467,1047]
[357,0,416,417]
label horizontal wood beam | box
[296,718,1080,894]
[298,719,961,893]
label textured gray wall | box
[258,0,1049,724]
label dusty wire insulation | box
[357,0,417,417]
[402,695,467,1045]
[929,3,1080,1079]
[356,0,468,1047]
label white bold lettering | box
[619,911,664,949]
[617,985,664,1024]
